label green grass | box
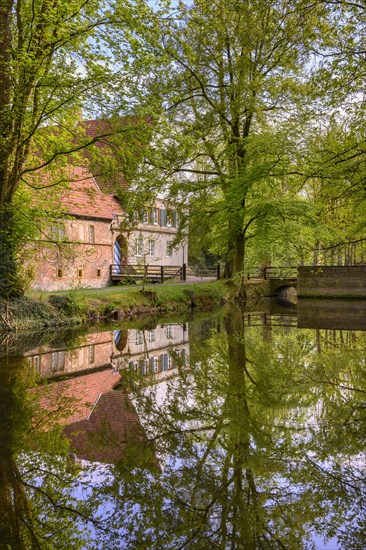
[27,280,229,318]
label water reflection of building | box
[26,323,189,380]
[26,323,190,464]
[113,323,189,381]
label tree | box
[129,0,331,278]
[0,0,153,297]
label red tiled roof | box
[79,117,153,194]
[57,166,124,220]
[63,390,149,464]
[37,368,122,426]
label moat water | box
[0,300,365,549]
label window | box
[51,223,65,241]
[88,345,95,364]
[97,268,101,277]
[166,209,172,227]
[166,325,174,339]
[166,241,173,258]
[148,329,155,343]
[173,211,179,228]
[148,238,155,256]
[151,208,159,225]
[77,268,83,278]
[159,209,167,227]
[142,210,149,224]
[89,225,95,244]
[135,235,144,256]
[135,330,144,345]
[57,268,63,278]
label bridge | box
[246,265,366,299]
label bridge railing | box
[262,266,298,279]
[245,313,298,327]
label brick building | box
[29,119,186,291]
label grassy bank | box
[0,280,230,333]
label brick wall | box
[31,218,113,291]
[298,266,366,298]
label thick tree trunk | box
[225,228,245,279]
[0,203,24,297]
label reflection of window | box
[166,241,173,258]
[135,330,144,345]
[148,330,155,343]
[135,235,144,256]
[161,353,169,371]
[152,356,159,373]
[51,351,65,372]
[141,359,148,375]
[51,223,65,241]
[88,345,95,364]
[148,239,155,256]
[30,355,41,372]
[166,325,174,339]
[89,225,95,243]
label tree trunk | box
[0,203,24,298]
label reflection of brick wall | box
[31,218,113,291]
[27,332,113,377]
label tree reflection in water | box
[0,308,365,549]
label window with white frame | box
[142,210,149,224]
[148,238,155,256]
[135,235,144,256]
[50,223,65,241]
[88,345,95,364]
[166,325,174,339]
[166,241,173,257]
[150,208,159,225]
[148,329,155,343]
[89,225,95,243]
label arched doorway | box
[113,235,128,271]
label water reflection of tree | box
[1,314,365,549]
[0,350,110,549]
[110,309,366,549]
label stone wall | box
[297,266,366,298]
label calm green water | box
[0,302,365,549]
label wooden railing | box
[246,266,298,280]
[110,264,183,283]
[189,265,219,278]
